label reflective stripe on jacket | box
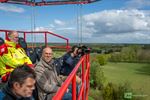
[0,40,32,76]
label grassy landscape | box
[103,62,150,100]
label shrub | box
[89,88,103,100]
[90,61,100,88]
[103,82,116,100]
[103,82,133,100]
[90,61,105,89]
[95,66,106,90]
[110,52,121,62]
[96,54,108,65]
[88,96,95,100]
[117,82,133,100]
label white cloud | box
[35,25,75,33]
[83,10,150,34]
[54,19,65,26]
[35,23,57,32]
[56,27,75,31]
[124,0,150,9]
[32,26,69,43]
[35,27,51,31]
[0,4,25,13]
[34,21,77,42]
[49,24,55,28]
[81,9,150,43]
[31,9,150,43]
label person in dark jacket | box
[60,45,79,76]
[0,64,36,100]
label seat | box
[34,47,42,61]
[18,37,27,51]
[26,48,37,64]
[0,37,4,46]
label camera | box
[78,45,91,56]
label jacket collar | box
[40,58,54,70]
[5,40,21,49]
[2,83,22,100]
[5,40,16,48]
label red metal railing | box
[0,0,100,6]
[0,29,70,51]
[53,53,90,100]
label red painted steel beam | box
[18,31,70,51]
[78,55,90,100]
[36,1,89,6]
[0,0,100,6]
[0,29,70,51]
[46,31,68,41]
[82,58,85,99]
[0,29,13,32]
[53,54,90,100]
[77,83,84,100]
[17,31,69,43]
[0,0,7,2]
[23,32,26,41]
[16,31,68,41]
[52,56,85,100]
[66,39,69,52]
[44,32,47,46]
[72,75,76,100]
[0,30,69,44]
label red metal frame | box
[52,54,90,100]
[0,29,70,51]
[0,0,100,6]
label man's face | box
[42,48,53,63]
[14,78,35,97]
[9,32,19,43]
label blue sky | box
[0,0,150,43]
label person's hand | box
[76,75,81,84]
[67,88,69,93]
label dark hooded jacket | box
[60,53,79,76]
[0,83,33,100]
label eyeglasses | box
[45,53,53,55]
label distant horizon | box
[26,42,150,45]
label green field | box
[103,62,150,100]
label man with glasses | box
[0,31,32,82]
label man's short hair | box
[7,31,17,37]
[8,64,36,88]
[42,46,52,53]
[70,45,78,53]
